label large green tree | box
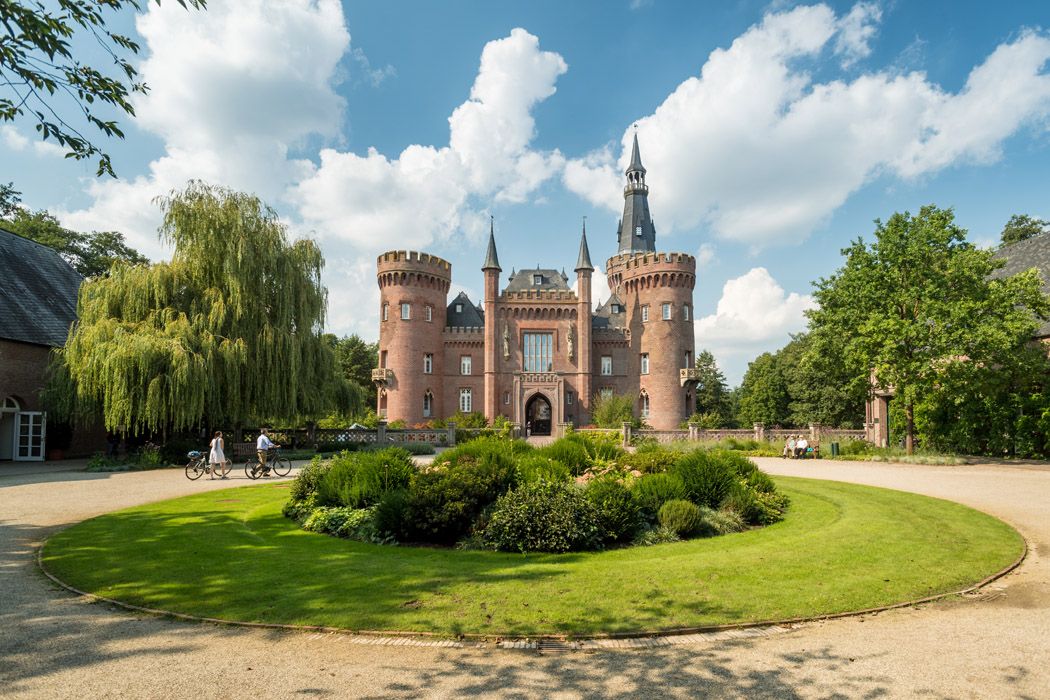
[325,334,378,389]
[779,332,866,429]
[1000,214,1048,246]
[3,205,147,276]
[1,0,205,176]
[809,205,1047,454]
[736,352,790,427]
[53,181,356,434]
[692,349,732,425]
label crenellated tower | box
[375,250,452,425]
[607,134,697,430]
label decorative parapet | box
[371,368,393,384]
[376,250,451,271]
[606,251,696,269]
[517,372,560,384]
[680,368,702,387]
[500,289,579,302]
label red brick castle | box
[373,136,700,432]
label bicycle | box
[245,447,291,480]
[185,450,232,480]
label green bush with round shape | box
[585,477,641,544]
[372,488,411,540]
[515,453,572,484]
[289,455,332,503]
[316,447,415,509]
[658,499,705,537]
[484,480,601,553]
[403,451,518,544]
[630,472,687,520]
[722,481,790,525]
[703,507,746,535]
[672,451,737,508]
[536,438,591,476]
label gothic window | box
[640,391,650,419]
[423,391,433,418]
[662,303,671,320]
[641,353,650,375]
[425,305,433,322]
[400,303,411,320]
[600,388,613,400]
[460,355,472,375]
[522,332,553,372]
[601,355,612,376]
[503,391,510,405]
[423,353,433,374]
[382,303,389,321]
[641,305,649,322]
[459,388,472,413]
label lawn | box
[41,476,1022,637]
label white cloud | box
[292,28,568,256]
[696,242,716,268]
[58,0,351,258]
[2,125,67,157]
[695,267,814,380]
[349,47,396,87]
[564,3,1050,249]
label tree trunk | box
[905,402,915,455]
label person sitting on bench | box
[795,436,809,458]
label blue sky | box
[4,0,1050,383]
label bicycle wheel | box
[213,458,232,478]
[244,460,261,480]
[185,460,204,480]
[271,457,292,477]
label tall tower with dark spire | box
[482,217,501,420]
[616,132,656,254]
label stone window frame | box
[459,388,472,413]
[640,390,650,418]
[641,305,649,323]
[382,303,389,322]
[566,390,574,406]
[640,353,650,375]
[662,302,672,320]
[503,391,510,405]
[460,355,472,376]
[423,353,433,374]
[600,355,612,376]
[683,304,690,321]
[400,302,411,320]
[425,305,433,322]
[423,391,433,418]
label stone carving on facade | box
[502,322,510,359]
[567,323,576,361]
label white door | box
[13,412,46,461]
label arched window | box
[423,391,433,418]
[639,391,650,419]
[1,396,20,412]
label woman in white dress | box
[209,431,227,479]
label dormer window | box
[635,226,642,237]
[455,303,463,313]
[533,274,543,286]
[611,304,621,314]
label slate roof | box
[0,227,82,347]
[592,292,626,329]
[446,291,484,327]
[993,233,1050,337]
[504,268,570,293]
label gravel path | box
[2,458,1048,698]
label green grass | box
[41,477,1022,637]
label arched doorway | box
[525,393,552,436]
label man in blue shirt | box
[255,428,280,477]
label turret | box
[616,132,656,254]
[376,250,452,424]
[574,220,594,424]
[482,220,501,421]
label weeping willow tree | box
[53,181,363,434]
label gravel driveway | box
[1,457,1048,698]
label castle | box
[373,135,700,432]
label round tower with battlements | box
[375,250,452,425]
[607,134,698,430]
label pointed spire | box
[575,217,594,271]
[627,129,646,175]
[482,216,501,271]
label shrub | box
[672,451,736,508]
[516,453,572,483]
[403,451,518,544]
[282,492,318,523]
[289,455,332,502]
[704,507,746,535]
[372,488,411,540]
[536,438,591,476]
[590,391,639,429]
[316,448,415,508]
[433,436,529,469]
[632,525,681,546]
[566,431,625,463]
[722,481,790,525]
[302,506,373,538]
[631,472,687,520]
[585,477,641,544]
[657,499,705,537]
[484,480,601,553]
[386,441,436,455]
[619,449,681,474]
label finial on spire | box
[627,130,646,175]
[482,216,501,271]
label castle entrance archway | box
[525,393,552,436]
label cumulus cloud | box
[58,0,351,258]
[695,267,815,379]
[292,28,567,253]
[564,2,1050,249]
[1,125,67,157]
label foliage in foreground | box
[283,434,789,553]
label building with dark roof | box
[0,227,82,460]
[373,137,700,432]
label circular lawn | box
[40,476,1023,637]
